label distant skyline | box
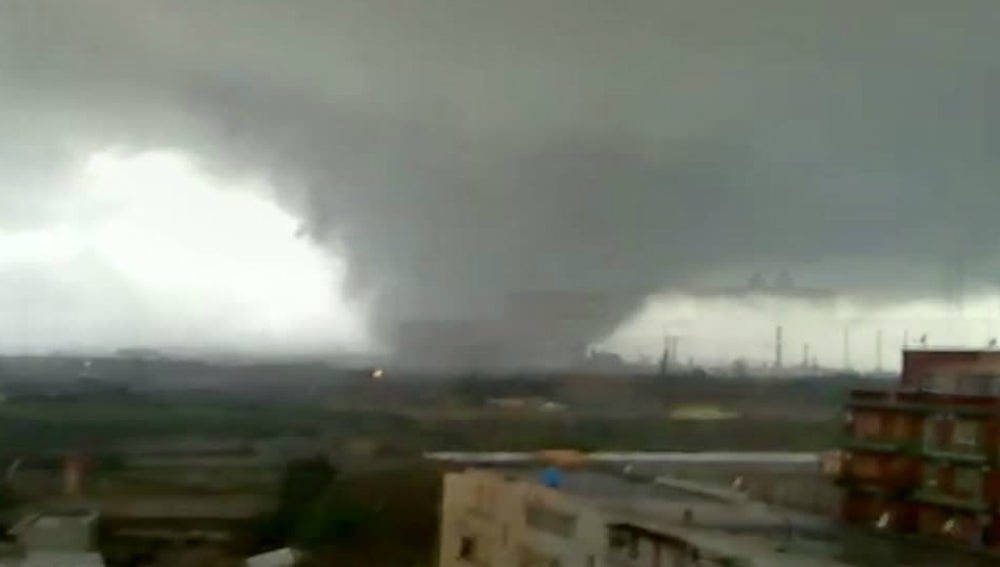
[603,292,1000,372]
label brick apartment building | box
[839,349,1000,549]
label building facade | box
[438,470,607,567]
[839,349,1000,549]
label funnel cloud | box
[1,1,1000,355]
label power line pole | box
[876,330,884,372]
[658,335,670,376]
[775,326,783,369]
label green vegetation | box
[0,397,838,456]
[257,457,340,547]
[256,458,439,566]
[0,400,327,450]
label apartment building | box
[438,469,604,566]
[839,349,1000,549]
[3,509,105,567]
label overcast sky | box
[1,1,1000,356]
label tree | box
[258,456,338,546]
[293,482,373,548]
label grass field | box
[0,396,839,455]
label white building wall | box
[438,470,607,567]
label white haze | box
[0,149,371,356]
[602,294,1000,372]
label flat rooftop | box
[427,451,821,466]
[507,468,711,503]
[484,467,998,567]
[11,510,99,533]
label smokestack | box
[775,326,783,368]
[876,330,883,372]
[802,343,810,369]
[658,335,670,376]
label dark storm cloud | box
[2,0,1000,337]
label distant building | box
[838,348,1000,550]
[10,510,99,552]
[5,510,105,567]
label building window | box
[953,420,981,454]
[957,375,992,396]
[459,536,477,561]
[854,412,881,439]
[954,467,983,501]
[923,416,948,451]
[628,533,639,559]
[924,373,958,394]
[852,455,881,480]
[889,414,910,441]
[609,527,628,550]
[922,463,941,491]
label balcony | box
[840,436,903,454]
[848,389,1000,417]
[920,449,989,466]
[912,489,991,513]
